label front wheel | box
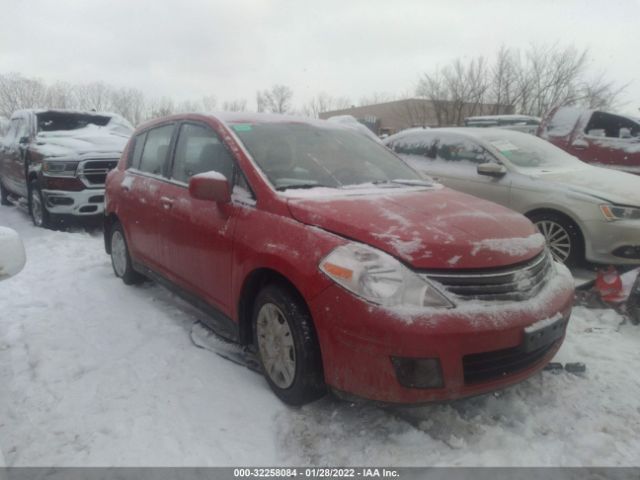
[110,222,144,285]
[253,283,326,405]
[29,180,53,228]
[529,212,583,267]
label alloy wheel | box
[535,220,571,263]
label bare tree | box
[147,97,175,119]
[358,92,394,107]
[256,84,293,113]
[200,95,217,112]
[416,44,626,124]
[0,73,48,117]
[222,99,247,112]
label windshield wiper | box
[370,179,433,187]
[275,183,333,191]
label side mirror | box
[188,172,231,203]
[477,163,507,177]
[0,228,26,281]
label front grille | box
[422,251,552,301]
[78,159,118,187]
[463,340,559,384]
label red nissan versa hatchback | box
[104,113,574,406]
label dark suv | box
[0,109,132,227]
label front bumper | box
[42,188,105,216]
[309,264,575,404]
[583,219,640,265]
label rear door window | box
[171,123,235,184]
[436,136,491,165]
[139,124,175,176]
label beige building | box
[320,98,513,135]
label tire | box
[109,222,145,285]
[252,283,326,405]
[0,178,12,206]
[29,179,53,228]
[528,211,583,267]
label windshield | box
[486,134,584,169]
[35,112,133,136]
[230,122,427,190]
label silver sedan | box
[384,128,640,267]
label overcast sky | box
[1,0,638,115]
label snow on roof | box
[465,114,541,122]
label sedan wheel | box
[111,230,128,277]
[109,223,144,285]
[536,220,571,263]
[256,303,296,389]
[252,283,326,405]
[529,211,584,267]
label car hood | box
[535,166,640,206]
[286,187,543,269]
[33,125,129,159]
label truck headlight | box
[320,243,454,308]
[600,204,640,221]
[42,161,77,177]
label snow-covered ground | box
[1,205,639,466]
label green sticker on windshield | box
[232,124,253,132]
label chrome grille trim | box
[77,159,119,188]
[421,251,553,301]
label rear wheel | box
[0,179,12,206]
[110,222,144,285]
[529,211,583,267]
[253,283,326,405]
[29,179,53,228]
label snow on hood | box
[535,165,640,206]
[33,124,130,160]
[286,188,541,269]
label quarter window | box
[129,132,147,169]
[171,123,234,184]
[139,124,174,176]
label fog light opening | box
[391,356,444,389]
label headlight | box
[600,204,640,221]
[42,161,77,177]
[319,243,454,308]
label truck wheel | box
[528,211,583,267]
[29,180,53,228]
[0,179,12,206]
[109,222,144,285]
[252,283,326,406]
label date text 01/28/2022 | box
[232,467,400,477]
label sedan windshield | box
[230,122,428,190]
[486,134,584,169]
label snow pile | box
[1,207,640,466]
[0,227,26,280]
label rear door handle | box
[160,196,174,210]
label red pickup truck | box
[538,107,640,175]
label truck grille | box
[78,159,118,187]
[462,339,559,384]
[422,251,552,302]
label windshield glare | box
[487,134,583,169]
[231,122,426,190]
